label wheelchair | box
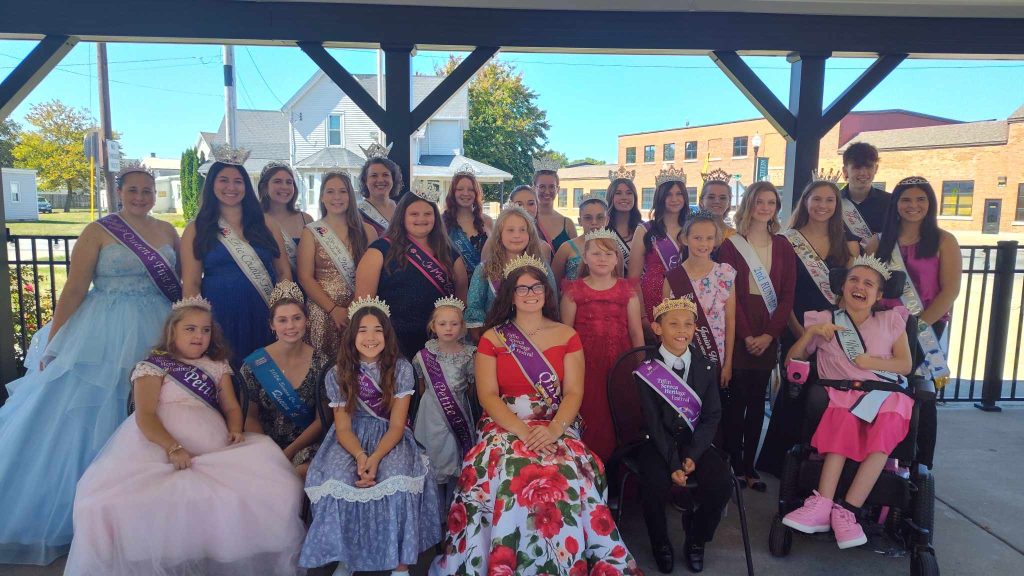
[767,271,939,576]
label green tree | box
[1,118,21,168]
[537,150,568,167]
[180,148,203,221]
[568,157,605,166]
[12,100,93,212]
[438,56,550,201]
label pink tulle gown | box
[64,357,306,576]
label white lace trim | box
[395,390,415,399]
[305,470,427,504]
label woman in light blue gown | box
[0,168,181,565]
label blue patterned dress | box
[200,242,277,366]
[464,262,559,329]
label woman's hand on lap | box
[169,449,193,471]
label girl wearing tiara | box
[485,184,552,261]
[443,169,493,277]
[466,205,558,340]
[258,162,312,276]
[605,172,643,269]
[413,297,478,520]
[301,297,440,576]
[357,145,403,235]
[560,229,644,460]
[552,196,610,283]
[698,169,737,250]
[65,297,306,575]
[298,170,376,357]
[533,162,578,253]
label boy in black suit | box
[635,297,733,573]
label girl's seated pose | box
[301,297,440,576]
[65,297,306,576]
[782,255,913,550]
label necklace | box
[514,320,546,337]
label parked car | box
[37,199,53,214]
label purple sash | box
[642,221,681,272]
[666,268,722,367]
[634,358,702,431]
[417,349,475,455]
[145,354,219,411]
[406,236,456,296]
[356,369,411,428]
[489,277,500,296]
[97,214,182,302]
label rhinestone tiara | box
[655,166,687,187]
[260,161,294,181]
[584,229,617,242]
[689,208,717,220]
[411,180,442,204]
[502,253,547,279]
[348,295,391,319]
[116,159,155,180]
[897,176,930,187]
[172,295,213,312]
[701,167,731,184]
[269,280,304,307]
[434,295,465,312]
[532,156,561,173]
[850,254,892,280]
[359,142,393,161]
[499,203,535,222]
[652,296,697,320]
[453,162,477,177]
[212,144,251,166]
[810,167,842,184]
[608,166,636,182]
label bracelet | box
[166,443,183,456]
[329,304,338,314]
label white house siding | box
[425,119,462,156]
[2,168,39,221]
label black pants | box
[916,321,946,469]
[636,442,733,548]
[724,368,771,476]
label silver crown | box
[701,167,731,184]
[172,295,213,312]
[532,156,561,173]
[584,229,617,242]
[850,254,892,280]
[434,295,465,312]
[212,144,251,166]
[260,161,294,181]
[116,159,155,180]
[810,167,842,184]
[359,142,393,160]
[500,203,535,222]
[608,166,636,182]
[453,163,477,177]
[348,295,391,319]
[897,176,930,187]
[690,208,717,220]
[655,166,687,187]
[411,180,442,204]
[269,280,304,307]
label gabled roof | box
[198,109,291,175]
[417,155,512,182]
[1010,104,1024,123]
[293,147,367,169]
[282,71,467,119]
[841,120,1008,152]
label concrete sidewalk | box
[3,403,1021,576]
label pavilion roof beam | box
[297,42,390,132]
[710,50,797,139]
[0,35,78,120]
[819,53,907,136]
[410,46,498,131]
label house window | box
[733,136,748,158]
[573,188,584,206]
[684,141,697,161]
[644,145,655,163]
[308,174,315,191]
[625,147,636,164]
[641,187,654,211]
[589,189,604,200]
[558,188,567,208]
[941,180,974,217]
[327,114,343,146]
[663,143,675,162]
[1016,184,1024,222]
[10,182,19,202]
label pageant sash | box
[415,349,475,455]
[144,354,219,411]
[783,228,837,306]
[97,214,182,302]
[831,310,900,422]
[243,348,315,429]
[888,245,951,382]
[449,227,482,274]
[613,229,632,263]
[489,277,500,297]
[667,269,722,367]
[217,218,274,306]
[728,235,778,316]
[841,198,873,242]
[406,236,456,296]
[307,220,356,292]
[356,369,391,422]
[278,223,298,271]
[641,221,682,272]
[359,199,389,235]
[634,359,702,431]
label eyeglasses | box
[514,283,546,296]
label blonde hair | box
[482,210,546,282]
[426,305,467,338]
[152,305,231,361]
[577,236,624,279]
[734,181,782,236]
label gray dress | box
[412,339,477,484]
[300,359,441,571]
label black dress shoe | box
[652,543,674,574]
[684,535,705,573]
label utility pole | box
[97,42,117,214]
[223,46,237,146]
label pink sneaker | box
[831,504,868,549]
[782,491,833,534]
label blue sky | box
[2,40,1024,163]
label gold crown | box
[502,253,546,279]
[359,142,392,160]
[260,161,293,181]
[411,180,442,204]
[850,254,892,280]
[116,159,155,181]
[453,162,477,177]
[897,176,929,187]
[655,166,687,187]
[584,229,617,242]
[532,156,561,173]
[434,295,466,312]
[211,144,251,166]
[653,296,697,320]
[172,295,213,312]
[269,280,304,307]
[348,295,391,319]
[608,166,636,182]
[810,167,842,184]
[701,167,731,184]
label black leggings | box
[724,368,772,476]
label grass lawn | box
[6,208,186,236]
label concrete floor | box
[2,403,1021,576]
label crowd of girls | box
[0,140,962,573]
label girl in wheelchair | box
[781,255,913,549]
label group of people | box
[0,140,960,575]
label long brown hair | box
[337,306,400,414]
[258,165,300,213]
[482,266,559,333]
[382,194,455,272]
[152,305,231,361]
[482,208,545,282]
[788,181,852,265]
[319,171,369,262]
[734,181,782,236]
[442,173,487,237]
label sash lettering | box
[406,236,456,296]
[841,198,873,242]
[888,246,951,382]
[613,230,632,265]
[359,199,389,235]
[449,227,481,274]
[634,359,702,431]
[728,235,778,315]
[145,354,220,411]
[783,228,837,306]
[243,348,315,429]
[97,214,182,302]
[416,349,475,455]
[356,369,411,428]
[831,310,901,422]
[307,220,356,293]
[217,218,274,306]
[278,223,298,271]
[642,221,682,272]
[666,268,722,366]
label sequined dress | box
[307,241,355,357]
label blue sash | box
[449,226,481,275]
[243,348,315,429]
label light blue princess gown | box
[0,243,175,565]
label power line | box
[245,47,283,106]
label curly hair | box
[152,305,231,362]
[481,209,545,282]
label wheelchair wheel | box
[913,472,936,544]
[769,514,793,557]
[911,550,939,576]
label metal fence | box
[3,234,1024,407]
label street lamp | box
[751,132,762,182]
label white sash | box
[888,245,951,383]
[359,199,389,231]
[306,219,357,293]
[278,223,298,271]
[217,218,274,306]
[729,235,778,315]
[783,228,837,306]
[841,198,873,242]
[832,310,899,422]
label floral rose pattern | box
[430,391,642,575]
